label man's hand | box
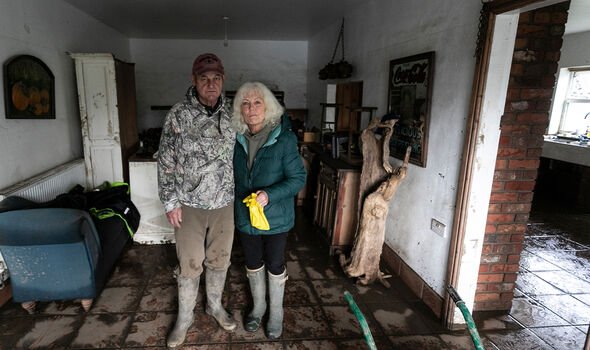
[166,207,183,228]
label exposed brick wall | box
[474,2,570,311]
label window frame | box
[548,66,590,136]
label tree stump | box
[339,117,411,287]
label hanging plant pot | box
[336,60,353,79]
[319,62,338,80]
[318,18,354,80]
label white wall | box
[559,31,590,68]
[308,0,481,295]
[129,39,308,131]
[0,0,130,190]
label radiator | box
[0,159,86,202]
[0,158,86,285]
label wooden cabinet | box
[314,158,360,254]
[71,53,139,188]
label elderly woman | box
[232,82,306,339]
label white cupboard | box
[70,53,139,188]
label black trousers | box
[238,231,288,275]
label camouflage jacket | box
[157,86,236,212]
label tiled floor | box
[485,200,590,350]
[0,206,589,349]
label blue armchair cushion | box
[0,208,102,302]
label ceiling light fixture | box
[223,16,229,47]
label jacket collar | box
[185,85,225,115]
[237,114,289,152]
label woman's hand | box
[166,207,183,228]
[256,190,269,207]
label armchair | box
[0,206,130,313]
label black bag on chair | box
[85,182,141,236]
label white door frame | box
[443,0,568,328]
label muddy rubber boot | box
[167,276,199,349]
[244,265,267,332]
[266,269,288,339]
[205,268,237,331]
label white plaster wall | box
[129,39,308,131]
[559,31,590,68]
[307,0,481,295]
[0,0,130,190]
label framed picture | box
[3,55,55,119]
[386,51,434,167]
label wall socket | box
[431,218,446,237]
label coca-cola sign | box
[386,51,435,167]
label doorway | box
[443,0,575,328]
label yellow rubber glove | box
[243,193,270,230]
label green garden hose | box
[344,291,377,350]
[447,285,485,350]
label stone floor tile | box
[139,284,177,312]
[524,235,588,252]
[284,280,318,306]
[368,301,436,336]
[70,313,131,348]
[439,332,498,350]
[518,251,560,272]
[310,279,359,305]
[149,264,176,285]
[285,260,307,280]
[338,336,393,350]
[303,257,346,280]
[535,294,590,325]
[107,263,151,287]
[40,300,85,315]
[515,271,564,297]
[281,306,332,339]
[353,279,414,304]
[388,334,448,349]
[509,298,569,327]
[482,328,553,350]
[534,249,590,275]
[10,315,79,349]
[181,344,229,350]
[124,311,173,347]
[230,342,283,349]
[322,304,382,337]
[528,325,587,350]
[284,339,339,350]
[534,270,590,294]
[473,311,523,331]
[573,293,590,307]
[91,286,143,313]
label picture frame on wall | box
[3,55,55,119]
[386,51,434,167]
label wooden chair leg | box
[21,301,37,314]
[80,298,93,312]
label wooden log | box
[340,117,410,286]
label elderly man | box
[158,53,236,348]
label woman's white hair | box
[231,82,284,134]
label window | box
[548,68,590,136]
